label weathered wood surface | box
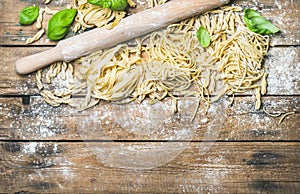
[0,0,299,46]
[0,0,299,193]
[1,142,299,193]
[0,96,299,141]
[0,46,299,95]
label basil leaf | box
[196,26,211,48]
[88,0,128,11]
[102,0,128,11]
[245,9,261,18]
[87,0,103,6]
[19,6,39,25]
[244,9,280,35]
[256,22,280,35]
[47,9,77,41]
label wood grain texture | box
[0,96,299,141]
[0,142,299,193]
[0,47,48,95]
[1,46,299,95]
[0,0,299,46]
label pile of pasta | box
[36,5,270,113]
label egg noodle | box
[36,5,270,113]
[72,0,127,32]
[263,106,296,124]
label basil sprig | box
[19,6,39,25]
[47,9,77,41]
[244,9,280,35]
[196,26,211,48]
[88,0,128,11]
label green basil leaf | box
[250,16,268,25]
[196,26,211,48]
[88,0,128,11]
[102,1,113,9]
[87,0,103,6]
[244,9,261,18]
[47,9,77,41]
[256,22,281,35]
[102,0,128,11]
[244,9,280,35]
[19,6,39,25]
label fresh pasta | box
[72,0,168,32]
[36,6,271,112]
[263,107,296,124]
[37,61,74,107]
[72,0,128,32]
[35,8,45,29]
[26,28,45,44]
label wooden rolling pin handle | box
[15,47,64,74]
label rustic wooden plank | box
[1,96,299,141]
[0,0,299,46]
[0,141,299,193]
[0,46,299,95]
[0,47,49,95]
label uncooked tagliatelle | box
[36,6,270,113]
[72,0,127,32]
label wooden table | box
[0,0,299,193]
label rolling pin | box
[15,0,230,74]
